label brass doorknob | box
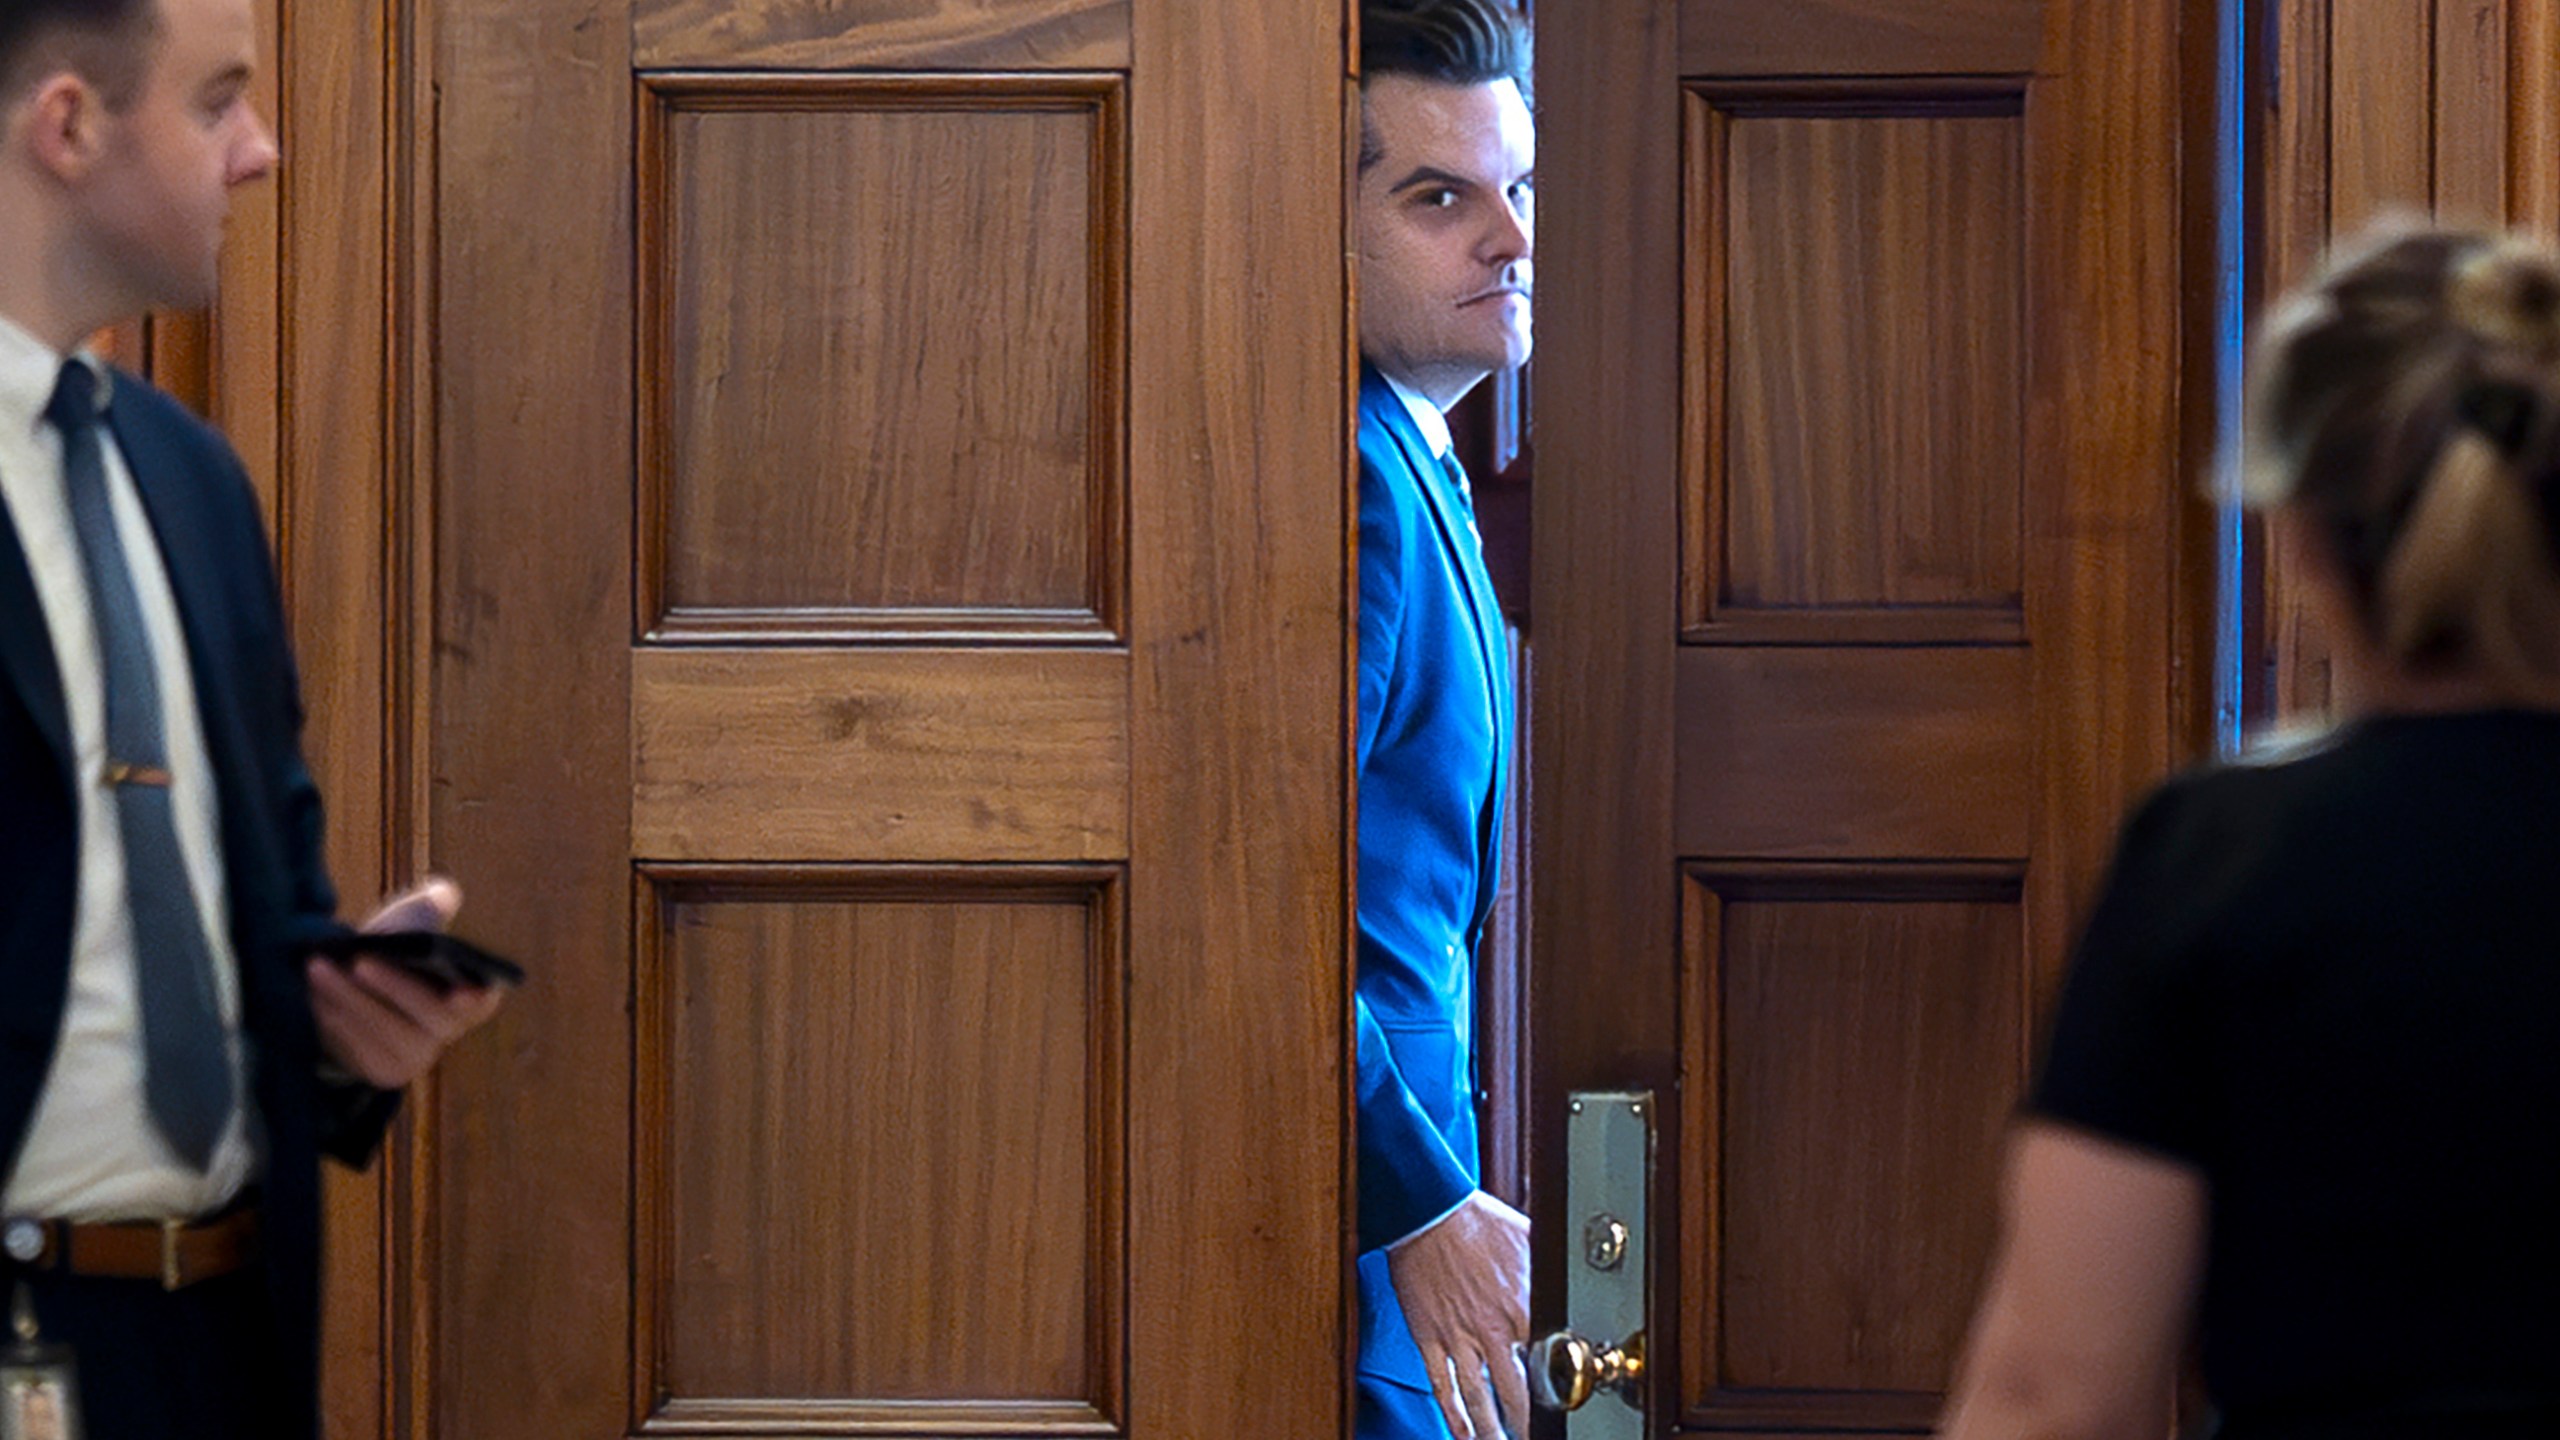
[1524,1327,1645,1412]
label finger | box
[306,962,419,1086]
[1421,1345,1471,1440]
[361,876,463,934]
[1453,1346,1503,1440]
[1491,1337,1532,1439]
[345,959,463,1035]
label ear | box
[15,72,110,183]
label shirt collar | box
[1380,371,1456,463]
[0,311,108,442]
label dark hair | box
[1358,0,1531,171]
[0,0,158,110]
[2246,222,2560,692]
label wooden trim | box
[1530,0,1687,1404]
[2515,0,2560,235]
[1126,0,1351,1433]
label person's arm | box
[1939,1124,2206,1440]
[1353,449,1529,1438]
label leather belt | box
[0,1208,259,1290]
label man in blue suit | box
[1353,4,1535,1437]
[0,1,505,1435]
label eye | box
[1416,188,1461,210]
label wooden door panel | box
[423,0,1346,1436]
[1704,95,2025,622]
[1681,868,2021,1427]
[1541,1,2195,1435]
[637,869,1123,1427]
[640,76,1122,640]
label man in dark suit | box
[1353,4,1535,1437]
[0,0,505,1435]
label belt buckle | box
[159,1217,184,1291]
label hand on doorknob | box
[1386,1189,1531,1439]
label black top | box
[2034,711,2560,1424]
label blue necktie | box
[46,361,233,1171]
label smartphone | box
[309,930,526,993]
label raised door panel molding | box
[634,865,1126,1434]
[1678,865,2024,1431]
[1684,84,2027,645]
[637,74,1126,645]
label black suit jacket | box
[0,369,395,1440]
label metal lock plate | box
[1561,1090,1650,1440]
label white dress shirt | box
[0,313,254,1221]
[1382,373,1458,465]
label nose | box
[1480,193,1532,269]
[231,103,281,184]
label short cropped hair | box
[1358,0,1531,171]
[0,0,159,110]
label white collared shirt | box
[1381,372,1458,466]
[0,313,253,1221]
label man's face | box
[77,0,277,312]
[1357,73,1534,405]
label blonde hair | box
[2246,223,2560,696]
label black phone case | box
[308,930,526,991]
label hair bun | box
[2452,239,2560,363]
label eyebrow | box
[1389,166,1477,195]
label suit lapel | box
[0,503,72,779]
[1371,387,1512,915]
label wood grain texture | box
[1124,0,1349,1436]
[1547,1,2198,1434]
[1532,0,1689,1410]
[429,0,636,1435]
[635,0,1130,71]
[1679,0,2044,77]
[631,648,1128,862]
[2515,0,2560,235]
[2435,0,2510,221]
[2027,0,2188,1014]
[2330,1,2436,230]
[191,1,405,1435]
[636,868,1121,1420]
[1683,867,2021,1423]
[638,75,1124,642]
[1713,101,2025,616]
[1675,647,2031,860]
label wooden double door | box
[229,0,2206,1435]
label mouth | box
[1458,286,1531,307]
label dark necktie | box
[46,361,233,1171]
[1438,451,1482,550]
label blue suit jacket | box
[1354,364,1514,1408]
[0,371,392,1440]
